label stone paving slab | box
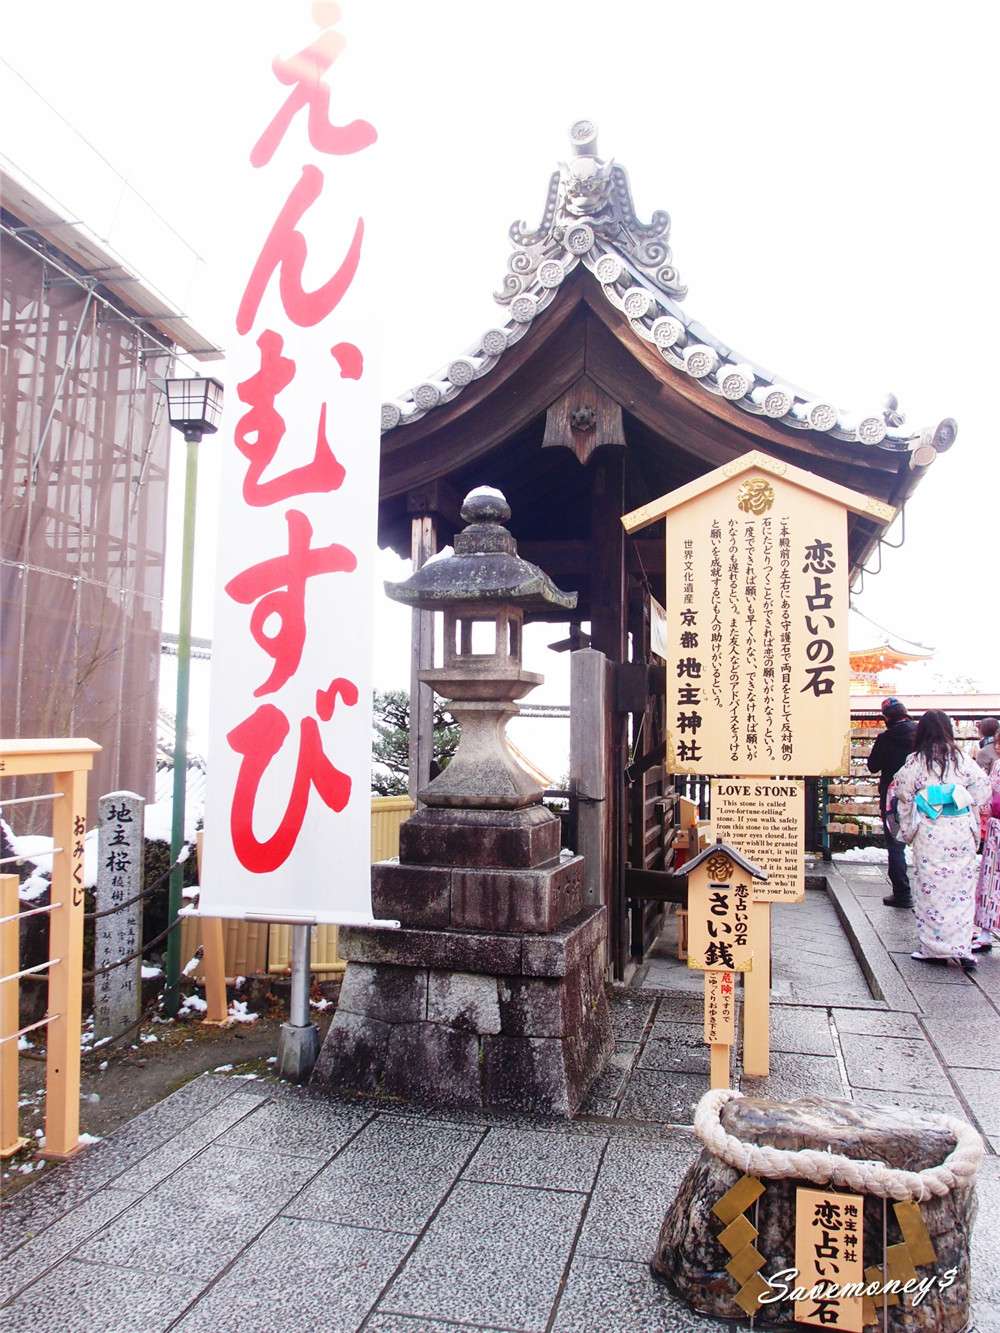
[1,1186,140,1306]
[838,1030,954,1096]
[78,1142,321,1280]
[0,1259,207,1333]
[171,1216,413,1333]
[551,1256,731,1333]
[766,1005,837,1056]
[286,1117,486,1234]
[378,1180,586,1331]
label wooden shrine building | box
[376,120,957,978]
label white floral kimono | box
[893,751,991,959]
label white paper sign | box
[201,5,387,925]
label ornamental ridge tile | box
[381,122,956,462]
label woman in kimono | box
[974,762,1000,952]
[894,710,991,971]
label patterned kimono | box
[975,765,1000,938]
[893,750,991,959]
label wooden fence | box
[1,739,100,1160]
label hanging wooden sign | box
[686,844,763,973]
[794,1187,864,1332]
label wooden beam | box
[542,374,625,464]
[409,516,437,803]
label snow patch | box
[228,1000,258,1024]
[213,1063,234,1072]
[19,872,51,902]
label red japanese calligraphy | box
[330,341,363,379]
[227,687,357,873]
[236,330,347,505]
[225,509,357,695]
[236,165,364,336]
[250,21,377,168]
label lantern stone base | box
[398,804,562,869]
[313,906,613,1117]
[652,1095,975,1331]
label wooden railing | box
[0,739,100,1160]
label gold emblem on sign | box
[706,851,734,881]
[736,478,775,515]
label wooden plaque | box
[711,779,805,902]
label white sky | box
[2,0,998,769]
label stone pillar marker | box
[315,488,614,1115]
[94,791,144,1042]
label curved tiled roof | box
[381,121,955,463]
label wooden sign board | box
[622,452,895,777]
[712,779,805,902]
[687,851,754,972]
[794,1188,864,1331]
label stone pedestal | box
[652,1095,977,1331]
[314,827,613,1115]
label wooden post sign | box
[683,839,767,1088]
[623,452,895,1079]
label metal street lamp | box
[162,376,223,1017]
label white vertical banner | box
[200,3,388,924]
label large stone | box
[336,962,427,1025]
[427,970,502,1034]
[399,804,561,869]
[382,1022,483,1108]
[652,1095,977,1331]
[371,861,451,929]
[521,906,606,977]
[339,923,523,975]
[312,1010,391,1094]
[451,852,584,933]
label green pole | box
[165,431,200,1017]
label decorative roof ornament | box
[502,119,686,304]
[381,123,957,466]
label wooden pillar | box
[408,514,437,803]
[43,768,87,1159]
[1,874,27,1158]
[589,452,627,662]
[588,450,628,974]
[742,901,771,1077]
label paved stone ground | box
[2,862,998,1332]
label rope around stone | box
[693,1089,984,1203]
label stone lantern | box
[313,488,613,1116]
[386,486,577,813]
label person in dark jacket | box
[867,697,918,906]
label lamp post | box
[162,376,223,1017]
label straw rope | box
[694,1089,983,1203]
